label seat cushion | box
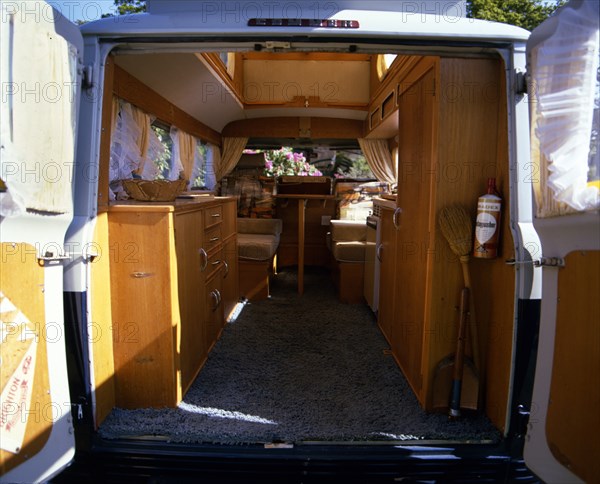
[238,233,280,261]
[237,218,282,236]
[332,240,367,262]
[330,220,367,242]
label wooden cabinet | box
[376,206,396,344]
[175,209,207,394]
[378,56,515,423]
[276,198,336,268]
[108,197,237,408]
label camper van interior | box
[2,2,598,482]
[86,46,520,446]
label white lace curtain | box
[109,99,164,189]
[531,0,599,216]
[214,137,248,181]
[357,138,396,185]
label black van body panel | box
[53,438,540,484]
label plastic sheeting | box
[0,4,77,216]
[531,0,599,215]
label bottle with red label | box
[473,178,502,259]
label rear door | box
[0,2,82,482]
[524,1,599,482]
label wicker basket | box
[123,179,187,202]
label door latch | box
[505,257,565,268]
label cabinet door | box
[205,274,224,352]
[174,210,207,392]
[393,66,437,400]
[110,211,178,408]
[377,207,396,343]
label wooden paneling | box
[198,53,244,105]
[108,198,237,408]
[243,57,370,107]
[379,55,514,427]
[222,235,239,321]
[174,210,206,394]
[204,273,224,353]
[546,250,600,483]
[90,212,116,426]
[113,65,221,146]
[377,208,396,344]
[276,198,335,268]
[473,61,514,431]
[0,244,51,475]
[109,211,179,408]
[367,56,437,139]
[394,66,437,401]
[222,117,363,139]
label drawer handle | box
[393,207,402,229]
[211,289,222,311]
[211,213,221,218]
[376,244,383,262]
[223,260,229,278]
[211,259,222,266]
[131,271,153,279]
[199,248,208,271]
[210,236,220,242]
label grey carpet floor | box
[99,267,500,444]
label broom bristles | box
[438,205,473,257]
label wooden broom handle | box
[460,256,481,372]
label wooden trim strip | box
[223,117,364,139]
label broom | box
[438,205,481,377]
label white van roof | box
[146,0,469,16]
[80,2,530,44]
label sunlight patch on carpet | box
[178,402,278,425]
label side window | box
[190,140,209,189]
[151,123,173,180]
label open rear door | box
[0,2,83,482]
[524,1,599,482]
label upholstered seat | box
[328,220,367,304]
[237,218,282,300]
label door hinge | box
[514,69,528,95]
[37,250,71,266]
[81,64,94,89]
[37,248,99,266]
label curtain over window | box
[169,126,198,185]
[214,137,248,181]
[530,0,599,217]
[357,139,396,185]
[109,100,165,197]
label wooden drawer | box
[204,225,222,252]
[205,247,224,279]
[204,205,223,229]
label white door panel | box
[0,2,83,481]
[525,0,600,482]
